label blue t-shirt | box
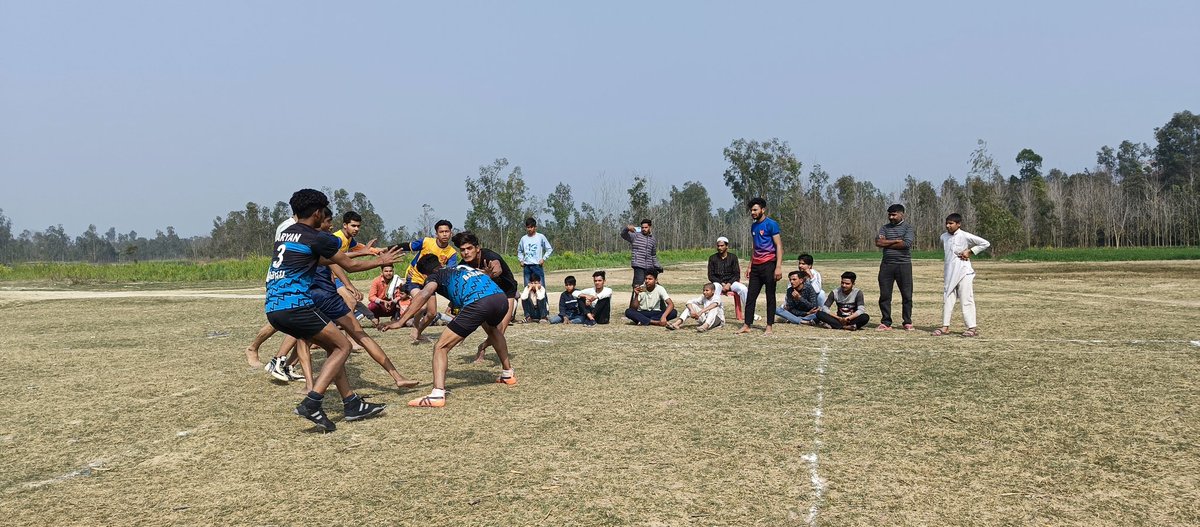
[426,265,503,307]
[750,217,781,265]
[264,223,341,313]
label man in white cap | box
[707,236,748,321]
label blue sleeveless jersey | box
[426,265,503,307]
[265,223,341,313]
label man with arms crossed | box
[875,204,916,331]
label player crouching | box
[381,254,516,407]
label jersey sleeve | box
[314,232,341,259]
[768,219,781,237]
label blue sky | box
[1,1,1197,237]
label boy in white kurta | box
[667,283,725,332]
[934,213,991,337]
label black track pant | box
[744,260,778,326]
[878,261,913,326]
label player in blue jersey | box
[380,254,516,408]
[264,207,420,393]
[266,189,401,432]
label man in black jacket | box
[707,236,747,321]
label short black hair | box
[290,189,329,219]
[322,206,333,219]
[841,271,857,283]
[798,253,814,266]
[946,213,963,224]
[434,220,453,231]
[529,275,542,283]
[343,211,362,224]
[416,254,443,276]
[451,231,480,248]
[640,219,652,227]
[788,270,803,280]
[564,276,576,286]
[381,264,394,271]
[644,270,659,279]
[747,197,767,211]
[593,271,606,280]
[525,217,537,228]
[887,203,905,213]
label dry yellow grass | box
[1,259,1197,525]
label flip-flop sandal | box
[962,328,979,337]
[932,328,950,336]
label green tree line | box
[2,110,1196,264]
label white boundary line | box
[802,344,829,526]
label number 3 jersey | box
[265,223,341,313]
[426,265,503,308]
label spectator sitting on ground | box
[575,271,613,325]
[550,275,588,325]
[667,283,725,332]
[816,271,871,331]
[520,276,550,324]
[797,253,826,307]
[624,271,677,327]
[776,270,821,325]
[367,264,404,320]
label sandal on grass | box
[962,328,979,337]
[932,327,950,336]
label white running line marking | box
[802,345,829,526]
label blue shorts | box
[312,290,351,321]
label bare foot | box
[734,325,751,335]
[245,347,264,369]
[763,326,773,335]
[395,378,420,389]
[472,355,487,364]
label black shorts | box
[267,305,333,340]
[403,281,423,294]
[312,289,351,320]
[446,293,508,338]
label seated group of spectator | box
[519,271,613,326]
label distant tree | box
[327,189,386,243]
[1154,110,1200,189]
[465,158,532,251]
[545,182,576,236]
[722,138,803,206]
[625,176,651,221]
[0,209,12,263]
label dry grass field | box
[1,259,1198,526]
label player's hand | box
[378,246,400,266]
[774,267,783,281]
[351,289,363,301]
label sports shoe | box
[407,394,446,408]
[295,402,336,432]
[284,365,305,382]
[875,324,893,331]
[496,374,518,385]
[265,356,289,382]
[902,323,914,331]
[343,395,387,421]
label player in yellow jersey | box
[403,219,459,343]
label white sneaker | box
[265,356,289,382]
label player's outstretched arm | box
[381,281,437,331]
[324,246,400,273]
